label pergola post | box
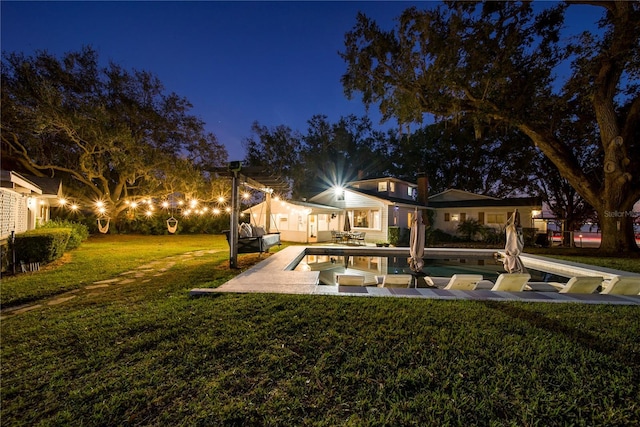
[229,172,240,269]
[265,191,272,233]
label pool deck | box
[190,246,640,305]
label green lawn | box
[1,235,639,426]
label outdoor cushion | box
[601,276,640,295]
[490,273,531,292]
[558,276,603,294]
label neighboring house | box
[428,189,545,235]
[0,170,62,240]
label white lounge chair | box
[443,274,483,291]
[490,273,531,292]
[557,276,603,294]
[335,274,365,286]
[381,274,412,288]
[601,276,640,295]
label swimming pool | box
[292,247,570,286]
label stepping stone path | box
[1,249,219,319]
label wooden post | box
[265,191,272,233]
[229,172,240,268]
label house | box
[244,176,543,244]
[309,177,429,244]
[245,176,429,244]
[0,170,62,240]
[428,189,544,235]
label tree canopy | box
[341,1,639,252]
[1,47,228,223]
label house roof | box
[0,170,43,194]
[22,175,62,197]
[243,199,342,214]
[428,197,542,209]
[347,187,429,208]
[428,188,499,202]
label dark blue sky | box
[2,1,603,161]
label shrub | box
[456,219,485,241]
[13,229,71,264]
[431,228,456,243]
[38,219,89,249]
[480,226,506,245]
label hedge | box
[13,228,71,264]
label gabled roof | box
[428,189,498,202]
[347,187,428,208]
[23,175,62,197]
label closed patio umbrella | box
[343,212,351,232]
[409,209,425,273]
[503,209,525,274]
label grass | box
[2,235,640,425]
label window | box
[444,213,450,222]
[389,182,395,192]
[352,209,380,228]
[478,212,485,224]
[378,181,387,192]
[460,213,467,222]
[487,213,506,224]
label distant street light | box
[579,234,583,248]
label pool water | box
[294,254,569,286]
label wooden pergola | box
[211,162,289,268]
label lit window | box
[389,182,395,192]
[378,181,387,192]
[487,213,506,224]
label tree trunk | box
[598,196,639,253]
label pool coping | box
[190,246,640,305]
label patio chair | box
[557,276,603,294]
[443,274,483,291]
[600,276,640,295]
[335,274,365,286]
[490,273,531,292]
[380,274,412,288]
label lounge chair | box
[601,276,640,295]
[557,276,603,294]
[443,274,483,291]
[335,274,365,286]
[490,273,531,292]
[381,274,413,288]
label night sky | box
[1,1,604,161]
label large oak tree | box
[1,47,228,223]
[341,1,639,252]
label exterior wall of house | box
[432,206,545,236]
[350,179,417,202]
[1,188,30,239]
[243,200,341,243]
